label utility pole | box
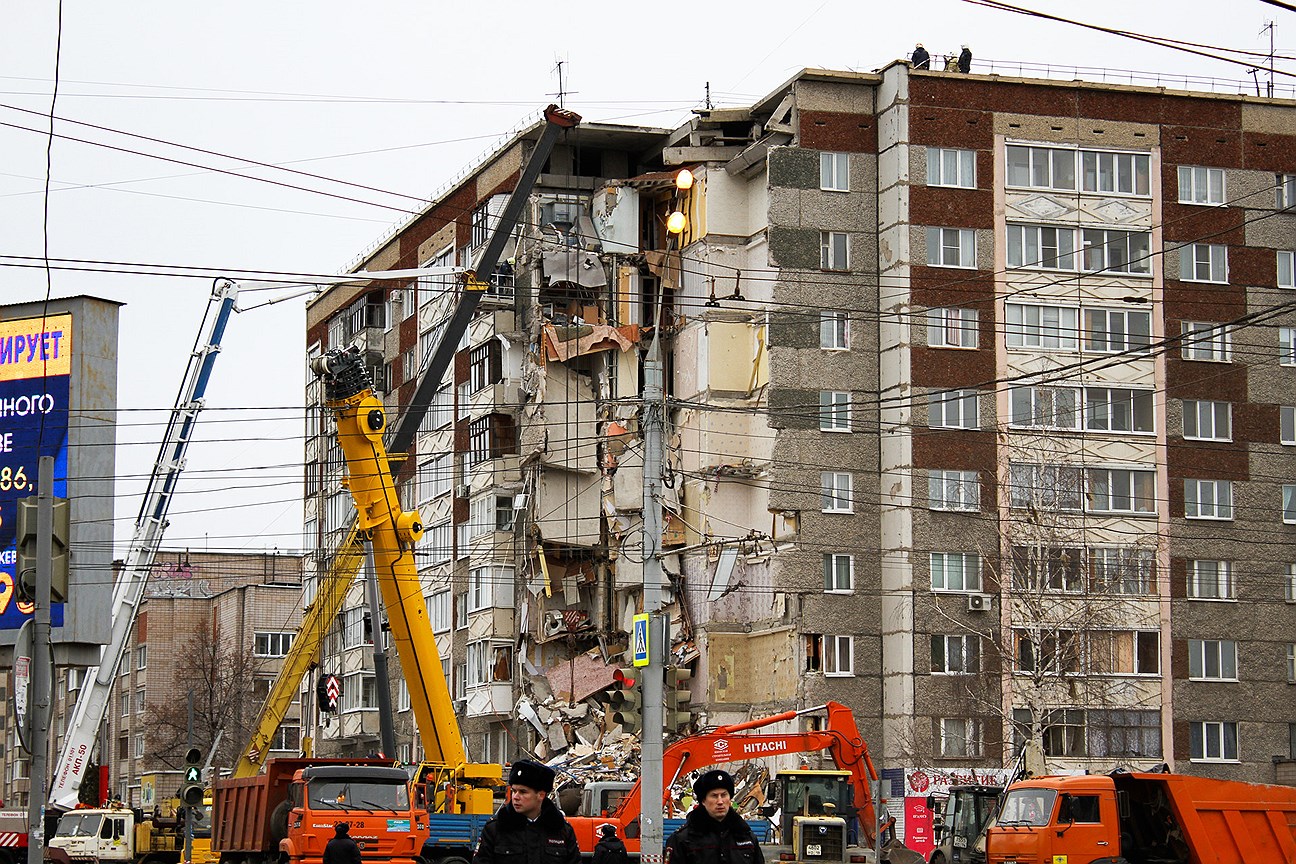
[27,457,54,864]
[639,325,665,864]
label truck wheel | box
[269,800,291,843]
[439,855,471,864]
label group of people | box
[911,43,972,74]
[320,760,761,864]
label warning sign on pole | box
[13,656,29,727]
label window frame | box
[1177,165,1226,205]
[930,552,982,592]
[1285,484,1296,524]
[820,152,850,192]
[1281,327,1296,367]
[929,469,980,512]
[1181,321,1232,362]
[821,634,855,677]
[820,472,854,513]
[1182,399,1232,442]
[926,227,976,269]
[1277,250,1294,289]
[927,307,979,349]
[939,718,983,758]
[1190,720,1239,762]
[820,231,849,271]
[931,633,980,675]
[1009,385,1080,431]
[819,311,850,350]
[1188,639,1239,681]
[927,147,977,188]
[1180,243,1229,283]
[1285,406,1296,445]
[1188,559,1235,601]
[928,389,979,429]
[1005,302,1079,351]
[823,553,854,593]
[1279,173,1296,209]
[1184,479,1233,521]
[1084,387,1155,434]
[819,391,852,432]
[1086,467,1157,515]
[1083,308,1151,355]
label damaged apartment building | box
[306,64,1296,785]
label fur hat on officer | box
[508,759,556,793]
[692,769,735,800]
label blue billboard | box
[0,314,70,628]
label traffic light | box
[665,666,694,732]
[608,667,642,734]
[15,496,70,603]
[179,747,203,806]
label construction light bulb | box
[667,211,687,234]
[675,169,695,190]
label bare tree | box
[143,626,258,770]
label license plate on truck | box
[806,845,821,856]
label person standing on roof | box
[911,43,930,69]
[474,760,580,864]
[323,823,362,864]
[958,45,972,73]
[665,770,764,864]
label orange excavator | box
[567,701,923,864]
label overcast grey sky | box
[1,0,1290,556]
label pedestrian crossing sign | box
[632,614,649,667]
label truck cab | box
[985,778,1115,864]
[927,784,1001,864]
[280,765,428,864]
[49,806,150,864]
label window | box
[1285,484,1296,524]
[820,472,854,513]
[1083,308,1151,354]
[1089,547,1155,595]
[926,227,976,268]
[1180,243,1228,282]
[1016,631,1082,675]
[1010,386,1079,430]
[1085,387,1154,433]
[1080,149,1151,195]
[1043,708,1088,757]
[425,520,452,566]
[820,311,849,350]
[136,646,147,670]
[1178,166,1225,204]
[1008,463,1083,512]
[814,635,854,676]
[468,414,516,465]
[1287,644,1295,684]
[66,668,83,693]
[468,566,514,612]
[1087,468,1156,514]
[940,718,982,757]
[120,692,129,717]
[927,147,976,187]
[420,246,453,308]
[342,607,373,648]
[820,231,849,270]
[471,201,490,249]
[1181,322,1231,362]
[927,307,978,348]
[819,391,852,432]
[429,590,451,632]
[1288,564,1296,603]
[928,389,978,429]
[468,340,503,393]
[1282,328,1296,366]
[1005,144,1076,190]
[1006,224,1076,270]
[1006,303,1078,350]
[1182,400,1231,441]
[1188,560,1235,600]
[1012,545,1083,593]
[135,735,145,758]
[820,152,850,192]
[1089,631,1160,675]
[932,634,980,674]
[342,673,377,712]
[255,632,295,657]
[466,641,513,687]
[1191,721,1239,762]
[1279,251,1295,288]
[1189,639,1238,680]
[121,649,130,675]
[135,687,145,714]
[272,724,301,752]
[1082,229,1151,274]
[1185,479,1233,520]
[823,554,853,592]
[1280,173,1296,209]
[929,470,979,511]
[1087,709,1162,759]
[930,552,981,591]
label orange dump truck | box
[985,770,1296,864]
[212,758,427,864]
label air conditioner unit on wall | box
[455,484,471,499]
[967,593,993,612]
[542,610,568,638]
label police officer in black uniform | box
[665,770,764,864]
[474,760,581,864]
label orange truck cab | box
[985,770,1296,864]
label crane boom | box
[50,281,240,811]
